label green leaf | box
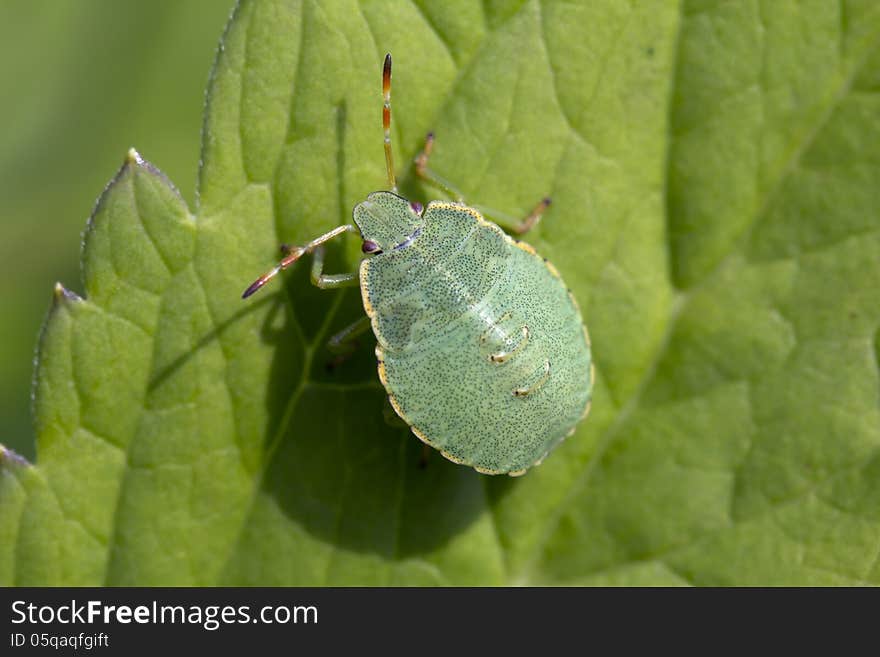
[0,2,232,459]
[4,0,879,585]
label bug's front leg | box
[242,224,359,298]
[414,132,551,235]
[309,245,360,289]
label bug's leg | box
[472,197,552,236]
[328,316,371,352]
[510,197,552,235]
[325,316,371,370]
[414,133,551,230]
[413,132,466,202]
[309,245,360,289]
[242,224,358,298]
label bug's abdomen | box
[371,229,592,475]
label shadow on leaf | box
[258,258,510,559]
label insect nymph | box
[243,55,593,475]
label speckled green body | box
[357,192,593,475]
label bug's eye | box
[409,201,423,214]
[362,239,382,254]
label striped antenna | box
[241,246,305,298]
[382,53,396,191]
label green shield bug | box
[243,54,593,476]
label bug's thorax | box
[353,191,424,253]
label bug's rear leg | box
[470,197,553,237]
[325,315,371,371]
[510,197,552,235]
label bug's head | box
[354,191,424,254]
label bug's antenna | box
[241,246,305,298]
[382,53,397,192]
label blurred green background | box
[0,1,234,459]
